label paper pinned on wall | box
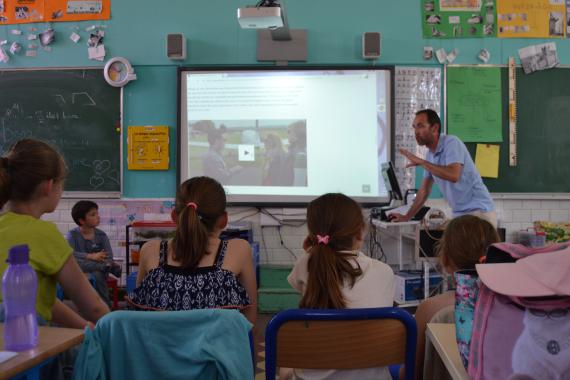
[497,0,566,38]
[518,42,559,74]
[67,1,103,14]
[422,0,496,38]
[0,0,110,24]
[447,67,503,142]
[475,143,500,178]
[128,126,170,170]
[0,46,9,62]
[87,44,105,60]
[70,32,81,43]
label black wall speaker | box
[362,32,381,59]
[167,33,186,60]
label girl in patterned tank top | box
[128,176,257,324]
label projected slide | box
[187,119,307,187]
[179,68,391,204]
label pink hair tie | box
[186,202,198,210]
[316,235,330,245]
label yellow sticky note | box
[475,144,500,178]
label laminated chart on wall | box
[394,67,441,192]
[497,0,566,38]
[0,0,110,24]
[447,66,502,142]
[128,126,170,170]
[421,0,497,38]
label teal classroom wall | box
[2,0,569,197]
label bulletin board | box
[447,65,570,193]
[0,0,111,24]
[421,0,497,38]
[497,0,566,38]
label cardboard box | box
[394,271,444,303]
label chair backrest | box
[265,307,417,380]
[72,309,254,380]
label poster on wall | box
[127,126,170,170]
[497,0,566,38]
[0,0,110,24]
[447,67,503,142]
[394,67,441,192]
[421,0,497,38]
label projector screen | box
[178,67,393,206]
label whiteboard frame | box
[445,64,570,199]
[0,66,123,199]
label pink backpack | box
[468,242,570,380]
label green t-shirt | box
[0,212,72,322]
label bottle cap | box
[7,244,29,264]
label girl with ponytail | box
[284,193,395,380]
[128,176,257,323]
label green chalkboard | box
[0,69,121,194]
[448,66,570,193]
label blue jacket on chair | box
[72,309,253,380]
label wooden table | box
[426,323,470,380]
[0,325,84,380]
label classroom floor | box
[254,313,274,380]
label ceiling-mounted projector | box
[236,0,307,62]
[237,6,284,29]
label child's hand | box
[88,251,108,262]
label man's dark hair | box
[207,129,224,146]
[416,109,441,136]
[71,200,99,226]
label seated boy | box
[66,200,121,307]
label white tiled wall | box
[41,196,570,274]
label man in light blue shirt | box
[390,109,496,227]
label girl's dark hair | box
[172,176,226,269]
[437,214,500,271]
[0,139,67,208]
[300,193,365,309]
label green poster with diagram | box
[421,0,497,38]
[447,67,503,142]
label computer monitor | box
[380,161,403,202]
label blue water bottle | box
[2,244,38,351]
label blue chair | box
[265,307,417,380]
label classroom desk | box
[370,219,420,270]
[0,325,84,380]
[426,323,470,380]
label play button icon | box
[238,144,255,161]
